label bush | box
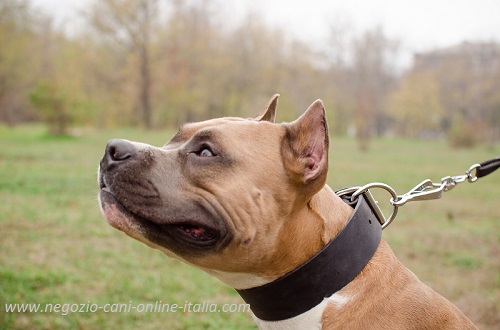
[28,81,73,135]
[448,116,478,148]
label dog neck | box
[236,188,382,321]
[309,185,355,246]
[268,185,357,278]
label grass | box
[0,125,498,329]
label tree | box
[349,27,399,150]
[413,42,500,145]
[156,0,222,125]
[324,21,356,136]
[389,70,444,138]
[87,0,158,128]
[0,0,40,124]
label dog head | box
[98,95,330,285]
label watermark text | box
[4,300,250,316]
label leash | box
[336,156,500,230]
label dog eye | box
[197,145,214,157]
[199,148,213,157]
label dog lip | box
[99,189,222,247]
[98,172,107,190]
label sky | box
[31,0,500,66]
[239,0,500,51]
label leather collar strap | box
[236,193,382,321]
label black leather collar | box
[236,193,382,321]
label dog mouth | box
[141,217,220,246]
[99,183,221,247]
[175,224,218,241]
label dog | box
[98,95,477,329]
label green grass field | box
[1,125,498,329]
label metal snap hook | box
[466,163,480,183]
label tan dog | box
[98,95,477,329]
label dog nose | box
[105,139,136,164]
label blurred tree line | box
[1,0,499,148]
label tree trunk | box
[140,44,151,129]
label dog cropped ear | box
[255,94,279,122]
[283,100,329,189]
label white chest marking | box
[253,293,351,330]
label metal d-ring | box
[351,183,399,230]
[335,186,361,198]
